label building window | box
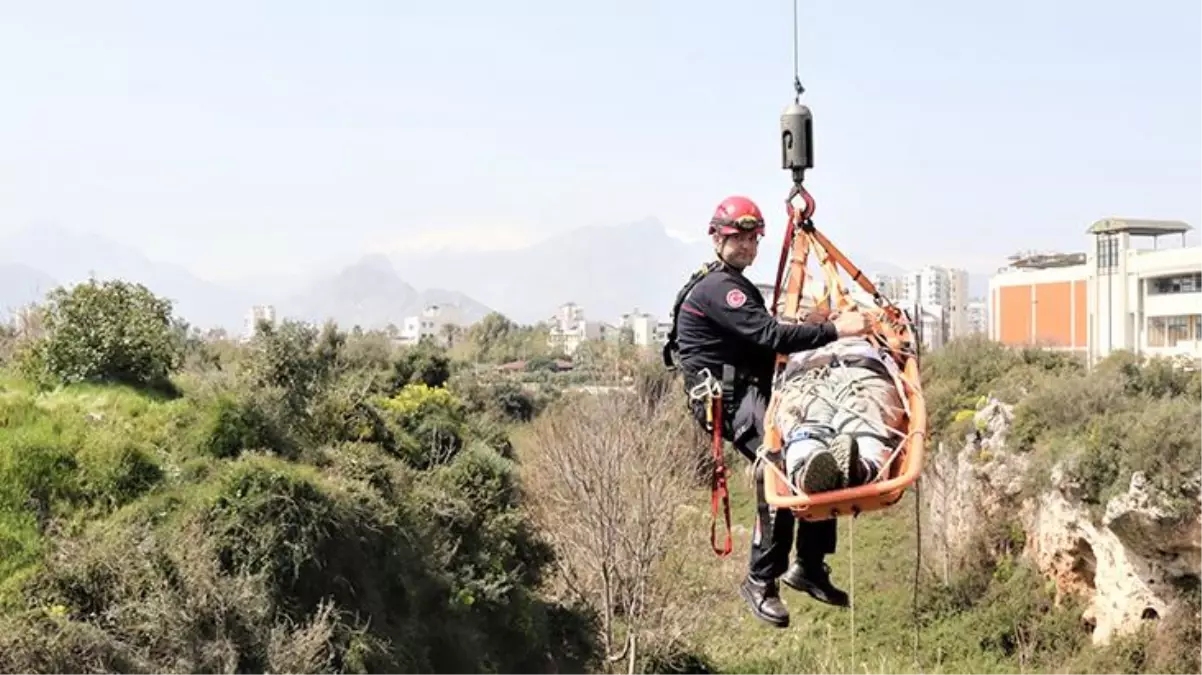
[1148,318,1164,347]
[1096,235,1119,274]
[1147,314,1201,347]
[1169,316,1190,344]
[1148,273,1202,295]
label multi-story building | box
[243,305,276,341]
[547,302,611,355]
[551,302,585,331]
[947,268,970,339]
[967,301,988,336]
[900,266,971,342]
[400,303,466,346]
[884,267,954,344]
[653,320,672,345]
[988,218,1200,364]
[869,273,905,304]
[619,308,658,347]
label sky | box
[1,0,1199,282]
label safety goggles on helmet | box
[710,215,765,236]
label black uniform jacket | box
[675,262,838,388]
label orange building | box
[990,256,1088,351]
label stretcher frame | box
[760,187,928,521]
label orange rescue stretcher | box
[759,185,928,522]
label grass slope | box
[675,474,957,674]
[665,463,1194,674]
[0,372,596,673]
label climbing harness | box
[688,369,733,556]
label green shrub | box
[390,341,451,390]
[1064,397,1202,508]
[191,392,278,459]
[74,434,162,512]
[921,337,1085,447]
[490,379,537,422]
[17,279,183,390]
[0,426,81,528]
[240,319,338,418]
[1008,367,1127,451]
[0,448,594,673]
[379,384,467,469]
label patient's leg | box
[826,364,906,481]
[774,372,843,493]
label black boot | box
[739,575,790,627]
[796,448,844,494]
[830,433,865,486]
[781,559,849,607]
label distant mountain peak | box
[348,251,403,275]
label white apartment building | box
[947,268,970,339]
[243,305,276,341]
[653,320,672,345]
[620,308,658,347]
[967,301,988,336]
[988,219,1200,364]
[868,273,905,303]
[400,303,466,346]
[547,302,611,355]
[887,265,971,343]
[551,302,585,331]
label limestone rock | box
[1024,487,1172,645]
[922,394,1202,646]
[1103,472,1201,581]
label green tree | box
[242,319,338,415]
[467,312,515,362]
[391,339,452,390]
[19,279,183,389]
[439,322,462,348]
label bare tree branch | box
[523,386,706,673]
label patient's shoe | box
[829,433,866,486]
[795,449,844,494]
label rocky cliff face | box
[921,399,1202,645]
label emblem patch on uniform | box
[725,289,747,308]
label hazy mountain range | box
[0,220,987,334]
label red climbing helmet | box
[708,195,765,236]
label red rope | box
[710,398,733,557]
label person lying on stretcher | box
[770,309,908,494]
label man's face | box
[714,229,761,270]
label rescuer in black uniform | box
[664,195,870,628]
